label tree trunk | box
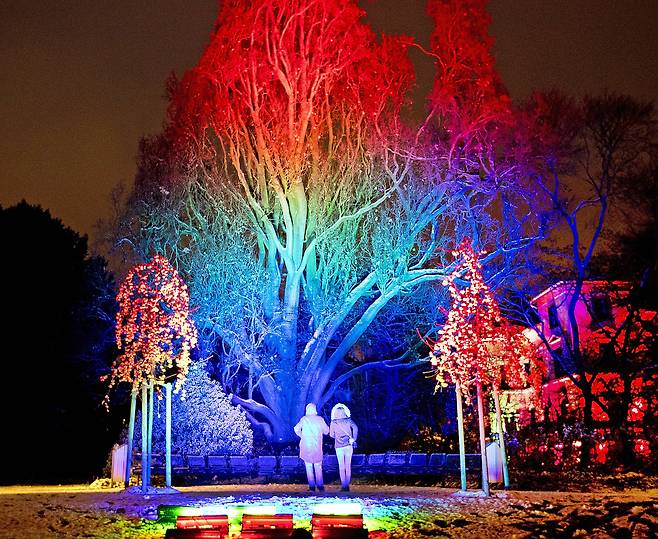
[165,382,172,488]
[124,389,137,488]
[455,381,467,492]
[493,388,509,488]
[476,382,489,496]
[580,382,595,466]
[141,383,148,491]
[609,374,635,468]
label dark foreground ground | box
[0,483,656,538]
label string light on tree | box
[105,254,197,492]
[425,238,543,494]
[108,254,197,392]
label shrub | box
[136,361,253,455]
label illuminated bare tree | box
[117,0,542,441]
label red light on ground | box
[164,514,230,538]
[312,515,364,528]
[176,515,229,530]
[312,514,368,539]
[240,514,294,538]
[164,528,228,539]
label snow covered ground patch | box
[0,484,656,538]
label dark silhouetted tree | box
[0,201,119,483]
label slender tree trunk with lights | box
[476,382,490,496]
[455,381,467,492]
[146,381,154,484]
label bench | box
[384,452,408,468]
[366,453,385,472]
[228,455,251,478]
[279,455,303,475]
[130,451,485,481]
[207,455,229,475]
[256,455,277,476]
[409,453,428,471]
[465,453,481,470]
[428,452,446,470]
[187,455,207,471]
[322,454,338,472]
[171,454,187,474]
[441,453,481,471]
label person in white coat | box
[329,403,358,491]
[294,403,329,491]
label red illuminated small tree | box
[427,239,541,494]
[112,254,196,387]
[108,254,197,490]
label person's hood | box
[305,403,318,415]
[331,403,351,420]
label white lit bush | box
[136,361,253,455]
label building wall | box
[526,280,631,379]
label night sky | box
[1,1,657,242]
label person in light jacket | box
[294,403,329,491]
[329,403,358,491]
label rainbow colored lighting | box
[158,504,278,522]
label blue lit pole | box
[476,381,489,496]
[147,381,154,484]
[165,382,172,488]
[124,388,137,488]
[141,382,148,492]
[455,381,467,492]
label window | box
[547,302,560,332]
[553,355,567,378]
[590,294,612,325]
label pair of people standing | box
[293,402,358,492]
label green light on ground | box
[312,502,363,515]
[157,503,278,522]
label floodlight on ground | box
[164,528,228,539]
[311,503,368,539]
[162,513,230,539]
[158,505,214,522]
[240,513,294,538]
[311,503,362,515]
[176,515,230,530]
[157,504,278,523]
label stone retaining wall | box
[132,451,481,480]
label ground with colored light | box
[0,484,655,538]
